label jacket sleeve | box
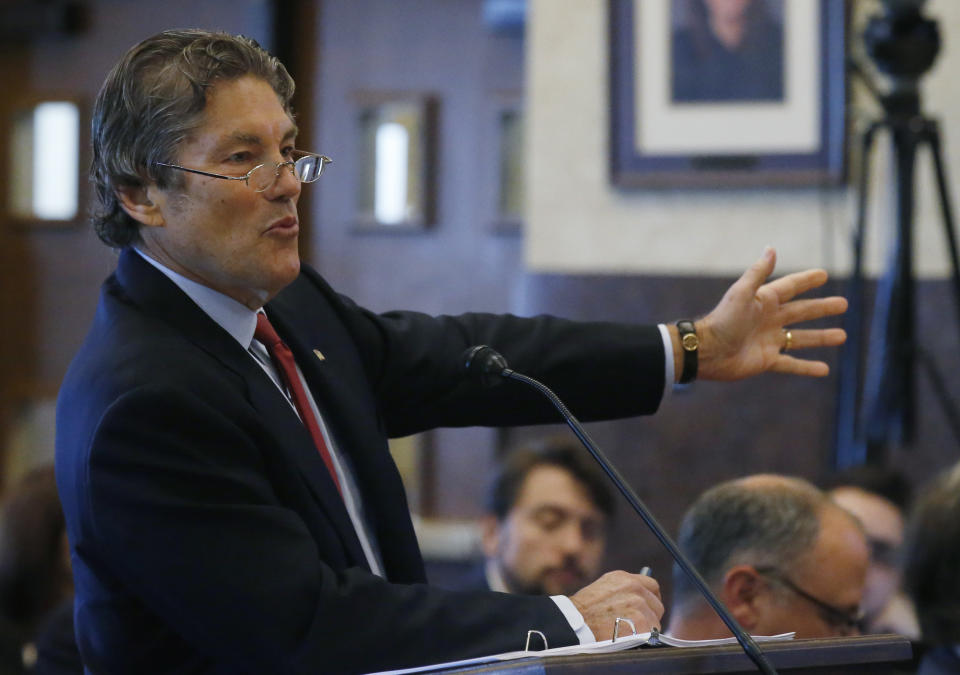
[290,266,668,437]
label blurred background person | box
[902,461,960,674]
[825,465,919,637]
[671,0,785,102]
[463,438,616,596]
[0,609,23,674]
[667,474,868,640]
[0,466,81,674]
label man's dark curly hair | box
[485,437,615,521]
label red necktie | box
[255,313,342,496]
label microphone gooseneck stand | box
[463,345,777,675]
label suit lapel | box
[266,282,427,583]
[115,250,369,569]
[241,370,369,569]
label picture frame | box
[352,91,438,230]
[609,0,846,188]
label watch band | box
[676,320,698,384]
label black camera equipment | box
[835,0,960,466]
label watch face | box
[682,333,699,351]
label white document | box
[365,631,795,674]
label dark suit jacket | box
[437,562,491,593]
[916,645,960,675]
[33,599,83,675]
[55,249,666,674]
[0,614,25,675]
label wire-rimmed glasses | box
[155,151,332,192]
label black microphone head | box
[462,345,509,388]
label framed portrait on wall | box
[609,0,846,187]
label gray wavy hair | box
[672,475,827,607]
[90,29,295,248]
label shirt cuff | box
[657,323,674,399]
[550,595,596,645]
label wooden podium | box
[433,635,914,674]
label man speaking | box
[56,29,847,674]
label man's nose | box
[557,523,587,553]
[266,162,301,198]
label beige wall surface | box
[527,0,960,278]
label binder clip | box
[612,617,636,643]
[648,627,663,647]
[525,630,548,652]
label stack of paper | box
[367,631,795,674]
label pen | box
[639,566,651,576]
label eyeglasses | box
[155,151,332,192]
[755,566,864,635]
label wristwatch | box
[676,320,698,384]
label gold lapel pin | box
[313,349,325,361]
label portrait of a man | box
[671,0,785,103]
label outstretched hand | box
[693,247,848,381]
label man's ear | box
[116,184,165,228]
[480,515,502,558]
[721,565,764,631]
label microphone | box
[462,344,510,388]
[461,345,778,675]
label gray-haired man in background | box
[667,475,869,640]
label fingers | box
[780,296,848,325]
[764,268,830,304]
[736,247,777,296]
[781,327,847,350]
[760,326,847,378]
[770,326,846,377]
[771,354,832,377]
[571,570,665,637]
[623,575,663,633]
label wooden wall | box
[312,0,529,516]
[0,0,274,488]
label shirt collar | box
[133,247,259,349]
[484,559,511,594]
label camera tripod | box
[833,75,960,466]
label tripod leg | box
[834,123,881,468]
[908,123,960,447]
[924,122,960,324]
[862,124,918,453]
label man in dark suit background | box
[55,29,848,674]
[902,461,960,674]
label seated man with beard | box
[469,438,617,597]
